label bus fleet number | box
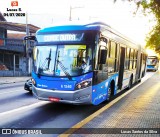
[61,85,72,89]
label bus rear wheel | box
[107,81,115,101]
[107,87,112,100]
[127,76,133,90]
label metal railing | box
[5,38,24,47]
[0,38,25,52]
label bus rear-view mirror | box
[24,36,36,41]
[98,49,107,64]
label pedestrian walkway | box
[66,71,160,136]
[0,76,30,85]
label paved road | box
[0,82,39,113]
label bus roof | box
[37,21,111,34]
[36,21,139,46]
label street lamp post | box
[26,12,31,76]
[69,6,72,21]
[69,6,84,21]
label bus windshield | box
[147,57,158,66]
[33,45,93,77]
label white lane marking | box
[0,101,49,117]
[0,89,24,95]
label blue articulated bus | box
[25,22,147,105]
[147,56,159,71]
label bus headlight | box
[31,78,36,85]
[75,78,92,90]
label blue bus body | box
[30,22,147,105]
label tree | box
[114,0,160,54]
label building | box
[0,12,40,76]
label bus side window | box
[115,43,120,72]
[129,49,134,70]
[108,41,116,73]
[133,50,138,69]
[125,47,130,70]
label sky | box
[0,0,156,46]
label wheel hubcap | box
[108,88,111,100]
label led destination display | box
[37,33,84,43]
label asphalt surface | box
[0,82,39,113]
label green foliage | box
[140,0,160,53]
[146,24,160,53]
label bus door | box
[118,47,125,89]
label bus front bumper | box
[32,85,92,104]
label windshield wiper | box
[38,49,52,76]
[47,49,52,69]
[56,59,72,80]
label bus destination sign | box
[37,33,84,43]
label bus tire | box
[107,81,115,100]
[127,76,133,90]
[142,72,144,78]
[107,86,112,100]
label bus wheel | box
[107,86,112,100]
[142,72,144,77]
[107,81,114,101]
[127,76,133,90]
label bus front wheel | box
[107,81,115,101]
[127,76,133,90]
[107,87,112,100]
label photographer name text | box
[3,4,25,17]
[121,129,158,134]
